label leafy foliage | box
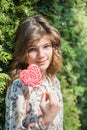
[0,0,87,130]
[60,75,80,130]
[0,71,10,130]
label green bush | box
[0,0,87,130]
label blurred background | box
[0,0,87,130]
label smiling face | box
[27,35,53,77]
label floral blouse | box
[5,77,63,130]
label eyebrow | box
[29,42,52,48]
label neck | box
[41,71,47,80]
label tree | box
[0,0,87,130]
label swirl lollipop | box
[19,64,42,88]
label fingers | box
[40,92,57,104]
[40,92,61,110]
[40,91,61,123]
[40,93,46,109]
[49,92,57,104]
[40,92,49,102]
[45,92,49,101]
[47,92,61,110]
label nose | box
[37,48,44,58]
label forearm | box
[5,80,28,130]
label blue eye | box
[44,45,48,48]
[28,48,37,52]
[44,44,52,48]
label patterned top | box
[5,76,63,130]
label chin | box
[39,64,49,71]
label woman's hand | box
[40,92,61,128]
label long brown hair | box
[9,15,62,83]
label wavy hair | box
[9,15,62,83]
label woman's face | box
[27,35,53,76]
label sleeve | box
[42,77,63,130]
[52,77,63,130]
[5,78,63,130]
[39,77,64,130]
[5,79,47,130]
[22,114,48,130]
[5,79,29,130]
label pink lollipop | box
[19,64,42,88]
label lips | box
[37,60,47,65]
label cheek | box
[29,52,37,59]
[49,48,53,59]
[27,53,37,63]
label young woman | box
[5,15,63,130]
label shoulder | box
[47,76,61,89]
[10,79,27,89]
[54,76,60,84]
[54,76,61,89]
[12,78,25,86]
[7,79,29,97]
